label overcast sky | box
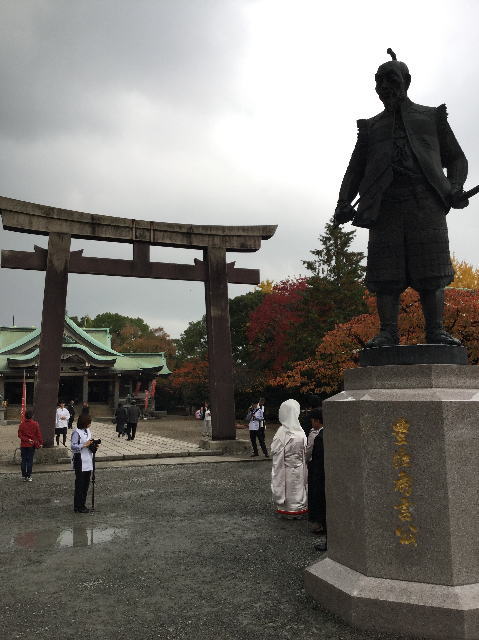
[1,0,478,338]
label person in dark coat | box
[307,408,327,549]
[126,400,141,441]
[114,402,128,438]
[300,395,322,439]
[67,400,75,429]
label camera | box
[88,438,101,453]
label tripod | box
[90,449,97,513]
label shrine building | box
[0,316,170,411]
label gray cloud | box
[1,0,478,337]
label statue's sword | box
[335,181,479,227]
[462,184,479,201]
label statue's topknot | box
[387,48,397,61]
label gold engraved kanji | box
[394,470,413,497]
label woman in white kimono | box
[271,399,308,517]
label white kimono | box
[271,399,308,516]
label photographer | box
[71,416,100,513]
[248,400,268,458]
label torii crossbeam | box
[0,195,277,446]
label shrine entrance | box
[0,195,276,446]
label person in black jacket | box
[114,402,127,438]
[67,400,75,429]
[307,409,327,549]
[126,400,141,441]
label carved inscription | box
[392,418,418,546]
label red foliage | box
[247,277,308,371]
[170,359,208,391]
[273,287,479,394]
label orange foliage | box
[170,359,208,389]
[450,255,479,290]
[274,288,479,394]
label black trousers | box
[20,446,35,478]
[74,470,91,509]
[126,422,137,440]
[249,428,268,456]
[55,427,67,445]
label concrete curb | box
[0,454,271,474]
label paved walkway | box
[80,421,213,461]
[3,421,219,467]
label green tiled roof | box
[114,353,170,373]
[83,327,112,348]
[0,327,36,350]
[64,317,120,355]
[0,328,40,354]
[0,317,170,374]
[7,345,117,364]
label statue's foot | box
[365,330,399,348]
[426,330,461,346]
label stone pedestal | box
[305,364,479,640]
[0,407,6,425]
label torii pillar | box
[33,233,71,446]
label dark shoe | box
[250,453,259,457]
[314,536,327,552]
[365,330,399,348]
[426,330,461,346]
[75,506,90,513]
[311,525,324,535]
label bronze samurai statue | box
[334,49,469,347]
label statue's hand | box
[449,186,469,209]
[334,201,356,225]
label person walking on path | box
[67,400,76,429]
[271,399,308,517]
[126,399,141,441]
[18,410,43,482]
[248,400,268,457]
[114,402,128,438]
[55,402,70,446]
[71,415,98,513]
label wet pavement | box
[0,462,406,640]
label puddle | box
[8,526,127,550]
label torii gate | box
[0,196,276,447]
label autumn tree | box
[275,287,479,395]
[450,255,479,289]
[170,358,209,406]
[247,277,309,372]
[71,312,176,356]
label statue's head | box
[375,48,411,111]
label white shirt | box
[56,407,70,429]
[71,427,93,472]
[248,407,264,431]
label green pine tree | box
[302,217,365,283]
[287,218,367,361]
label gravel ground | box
[0,462,410,640]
